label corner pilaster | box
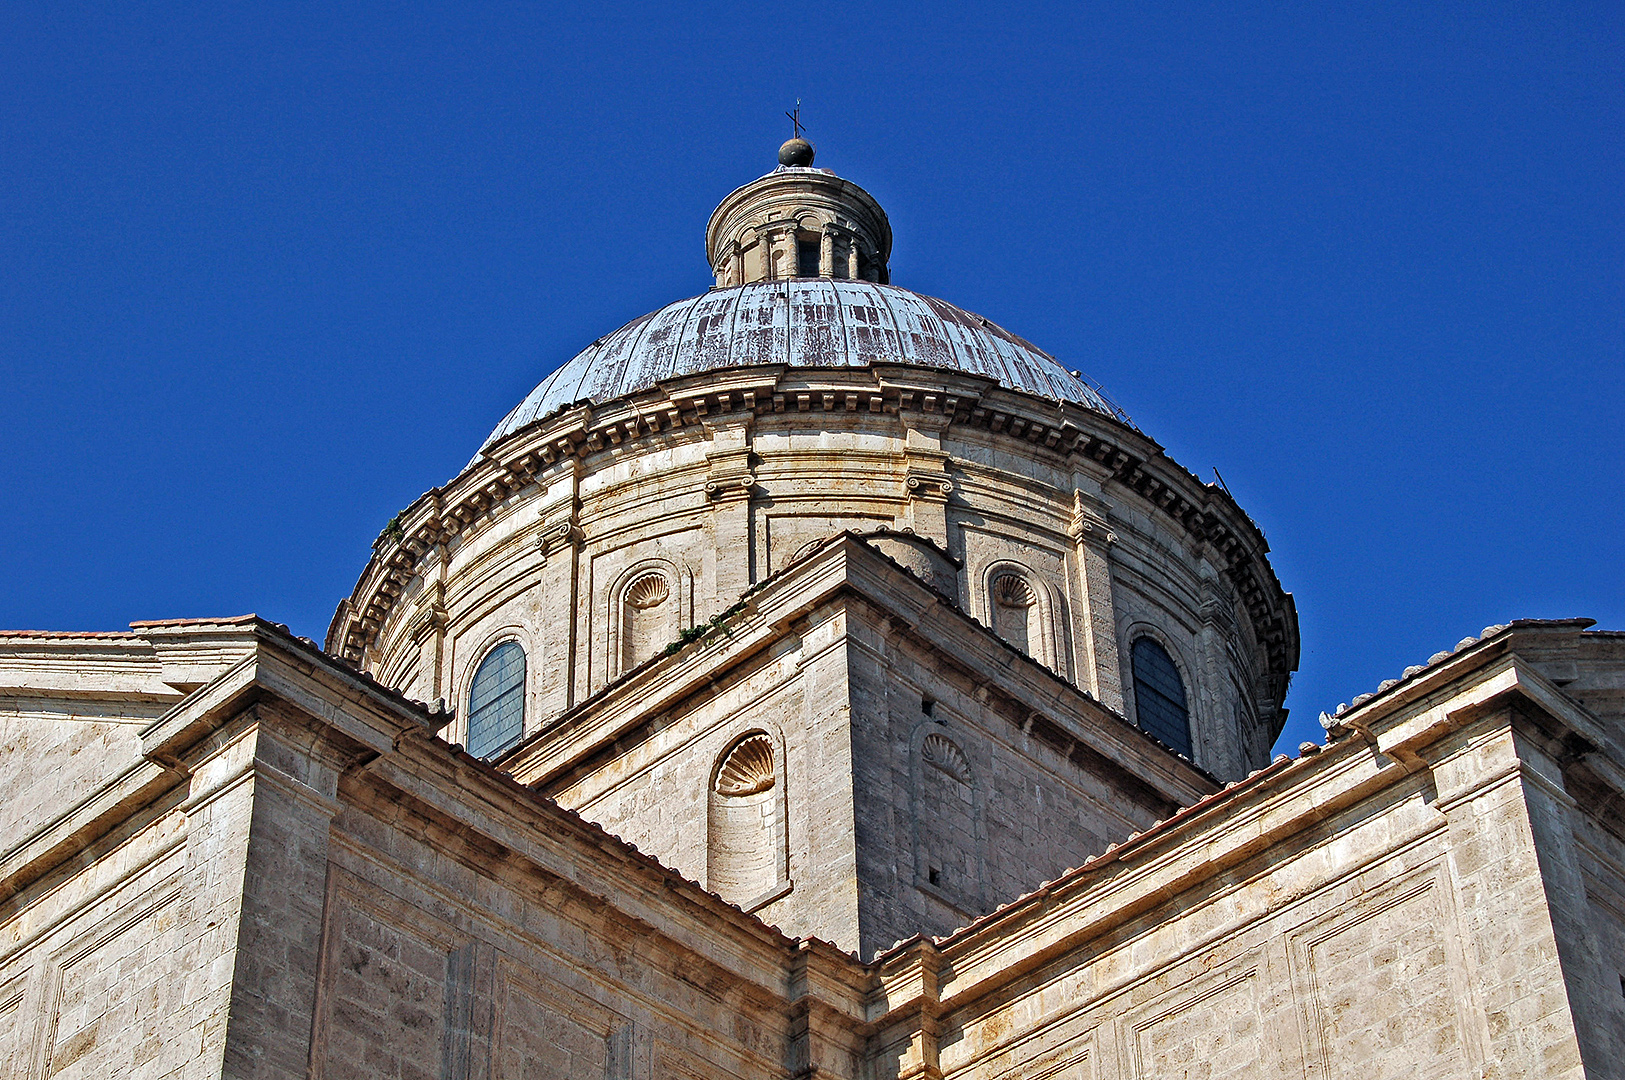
[705,414,757,612]
[876,941,945,1080]
[1422,711,1591,1079]
[1069,489,1124,713]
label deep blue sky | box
[3,3,1620,754]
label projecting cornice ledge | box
[860,621,1620,1030]
[140,627,449,773]
[501,531,1216,813]
[0,622,450,907]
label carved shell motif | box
[992,572,1037,608]
[921,733,972,785]
[624,571,671,610]
[715,734,775,797]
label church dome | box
[482,279,1116,451]
[332,141,1299,812]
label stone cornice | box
[859,627,1619,1032]
[0,619,447,907]
[1,617,882,1020]
[500,533,1217,812]
[329,365,1297,716]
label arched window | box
[1131,637,1191,758]
[466,641,525,758]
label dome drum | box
[334,356,1295,783]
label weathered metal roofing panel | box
[481,281,1115,451]
[791,277,843,369]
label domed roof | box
[482,280,1116,451]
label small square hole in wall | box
[1619,973,1624,999]
[921,698,935,717]
[928,867,941,886]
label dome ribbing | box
[482,280,1115,451]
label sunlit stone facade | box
[3,144,1621,1080]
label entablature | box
[329,366,1296,723]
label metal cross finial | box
[785,100,805,139]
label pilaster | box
[1068,488,1124,713]
[163,701,360,1080]
[705,414,757,613]
[1423,711,1590,1079]
[786,944,866,1080]
[875,941,944,1080]
[1196,570,1243,774]
[900,412,953,550]
[407,571,449,707]
[534,459,583,721]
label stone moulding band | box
[332,367,1293,701]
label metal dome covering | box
[482,280,1118,451]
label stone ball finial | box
[778,138,815,167]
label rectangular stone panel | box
[38,879,184,1080]
[312,873,466,1080]
[491,958,629,1080]
[0,975,29,1079]
[1290,866,1477,1080]
[656,1039,747,1080]
[1126,968,1263,1080]
[989,1027,1097,1080]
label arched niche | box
[606,558,693,678]
[707,731,789,910]
[909,722,987,914]
[980,561,1067,677]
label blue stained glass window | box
[467,641,525,759]
[1131,638,1191,758]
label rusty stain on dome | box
[483,280,1117,450]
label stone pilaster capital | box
[536,518,582,563]
[904,471,953,501]
[1069,488,1116,545]
[406,600,449,644]
[704,473,757,501]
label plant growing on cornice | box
[376,511,406,548]
[660,602,747,657]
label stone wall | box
[337,370,1294,784]
[842,596,1181,957]
[1,626,868,1080]
[531,591,862,948]
[873,715,1596,1077]
[4,617,1620,1079]
[510,538,1213,960]
[302,768,799,1080]
[0,710,264,1080]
